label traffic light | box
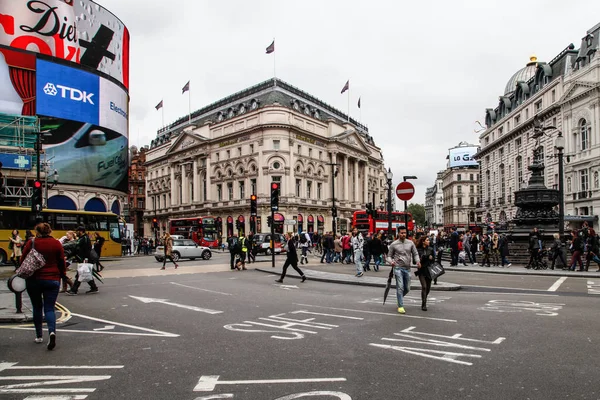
[270,182,280,211]
[267,216,273,227]
[152,218,158,230]
[250,195,257,216]
[331,206,337,218]
[31,180,43,213]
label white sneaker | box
[34,337,43,344]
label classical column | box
[354,159,359,202]
[363,163,368,204]
[181,164,189,204]
[205,156,212,203]
[170,165,177,206]
[192,159,199,203]
[343,155,349,201]
[289,139,295,197]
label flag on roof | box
[266,40,275,54]
[182,81,190,94]
[155,100,163,110]
[341,80,349,94]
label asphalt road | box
[0,252,598,400]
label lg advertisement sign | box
[448,146,479,168]
[0,0,130,88]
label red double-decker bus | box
[169,216,219,248]
[352,210,415,236]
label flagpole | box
[188,88,191,125]
[347,87,350,122]
[162,105,165,128]
[273,37,276,79]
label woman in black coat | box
[416,236,434,311]
[275,232,306,283]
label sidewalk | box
[0,279,32,323]
[441,262,600,278]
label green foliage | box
[407,203,426,227]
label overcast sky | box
[99,0,599,204]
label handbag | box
[77,262,94,282]
[427,262,446,280]
[15,239,46,278]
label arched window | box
[580,119,590,151]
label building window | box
[498,127,503,136]
[317,182,322,198]
[507,143,511,153]
[515,115,521,125]
[535,100,542,111]
[552,90,556,103]
[470,197,475,206]
[319,151,322,160]
[296,179,301,197]
[516,156,523,189]
[469,173,474,181]
[238,147,242,157]
[309,148,312,158]
[273,140,280,150]
[297,145,301,155]
[580,119,589,151]
[137,173,142,180]
[227,183,233,200]
[507,122,510,131]
[457,185,462,194]
[137,200,144,209]
[307,181,312,198]
[581,169,589,192]
[216,153,220,162]
[156,196,159,209]
[239,181,245,199]
[486,170,491,200]
[138,187,144,194]
[251,179,256,195]
[203,180,207,200]
[500,164,506,198]
[129,185,134,194]
[217,184,222,201]
[250,144,254,154]
[458,196,462,206]
[485,137,489,146]
[457,174,461,181]
[525,108,529,120]
[470,185,474,193]
[226,150,230,159]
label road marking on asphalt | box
[0,363,122,396]
[464,284,550,292]
[193,376,347,392]
[547,277,568,292]
[129,295,223,315]
[463,291,558,297]
[370,326,505,366]
[588,281,600,295]
[478,300,564,316]
[93,326,115,331]
[294,304,457,323]
[170,282,232,296]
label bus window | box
[97,216,108,231]
[55,213,79,231]
[0,211,17,230]
[109,219,122,243]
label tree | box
[407,203,426,227]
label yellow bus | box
[0,206,123,264]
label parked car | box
[155,239,212,262]
[253,233,286,255]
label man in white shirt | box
[299,232,312,265]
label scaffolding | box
[0,114,40,206]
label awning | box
[564,215,598,222]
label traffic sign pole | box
[396,181,415,234]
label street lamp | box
[386,168,393,239]
[403,175,418,235]
[327,160,340,234]
[554,131,565,241]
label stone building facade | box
[441,166,480,231]
[127,147,147,237]
[476,23,600,230]
[144,79,387,238]
[425,171,444,228]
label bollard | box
[15,291,22,314]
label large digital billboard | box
[448,146,479,168]
[0,47,36,116]
[40,118,128,192]
[0,0,129,88]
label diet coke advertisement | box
[0,0,129,88]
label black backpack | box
[300,234,307,244]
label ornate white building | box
[144,78,388,237]
[425,171,444,228]
[476,23,600,230]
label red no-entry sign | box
[396,181,415,201]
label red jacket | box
[21,236,66,282]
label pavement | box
[2,255,599,323]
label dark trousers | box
[230,252,237,269]
[551,250,566,269]
[162,255,177,267]
[26,279,60,338]
[363,253,372,270]
[70,276,98,293]
[570,251,584,271]
[279,258,303,280]
[470,248,477,264]
[418,274,432,306]
[451,248,459,265]
[247,249,256,263]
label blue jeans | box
[26,279,60,338]
[363,253,372,270]
[394,267,411,307]
[354,250,363,274]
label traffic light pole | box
[271,208,275,269]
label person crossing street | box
[387,227,420,314]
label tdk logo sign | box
[43,82,95,105]
[110,102,128,118]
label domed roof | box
[504,56,538,95]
